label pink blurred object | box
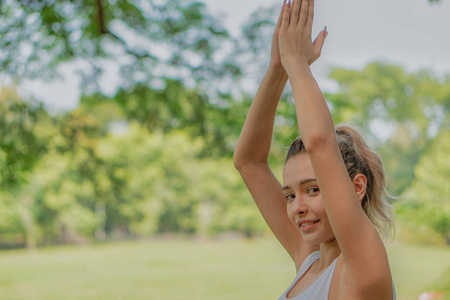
[418,291,444,300]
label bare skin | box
[234,0,393,299]
[233,0,327,269]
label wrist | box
[267,64,286,75]
[267,65,288,81]
[283,60,311,77]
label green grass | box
[0,238,448,300]
[387,241,450,300]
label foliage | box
[0,0,240,95]
[0,87,50,187]
[327,64,450,244]
[397,130,450,244]
[1,0,450,249]
[325,62,450,194]
[0,87,54,249]
[0,92,266,248]
[2,58,450,249]
[0,0,446,253]
[80,79,253,156]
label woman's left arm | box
[279,0,392,297]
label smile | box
[300,220,319,227]
[297,219,320,231]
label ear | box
[352,173,367,204]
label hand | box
[278,0,327,69]
[269,4,285,70]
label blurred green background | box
[0,0,449,299]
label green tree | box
[196,157,266,238]
[398,129,450,244]
[31,151,99,244]
[53,108,125,241]
[96,125,202,235]
[0,87,52,249]
[325,62,450,194]
[80,80,253,156]
[0,0,239,91]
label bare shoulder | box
[330,253,393,300]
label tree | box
[0,0,240,93]
[79,79,253,156]
[398,130,450,244]
[0,87,49,187]
[1,0,269,157]
[0,87,52,250]
[325,62,450,194]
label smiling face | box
[282,153,335,245]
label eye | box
[285,194,295,202]
[306,187,320,196]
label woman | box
[233,0,396,299]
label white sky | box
[16,0,450,111]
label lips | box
[297,219,320,231]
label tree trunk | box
[19,194,37,251]
[95,202,106,241]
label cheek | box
[312,196,326,214]
[286,203,294,222]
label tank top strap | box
[297,251,321,277]
[276,251,321,300]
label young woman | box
[233,0,396,299]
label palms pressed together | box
[270,0,327,70]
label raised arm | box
[233,3,288,167]
[279,0,393,297]
[234,2,325,268]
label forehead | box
[283,153,315,186]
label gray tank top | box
[277,251,396,300]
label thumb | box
[313,26,328,52]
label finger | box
[291,0,301,25]
[298,0,309,27]
[306,0,314,31]
[313,27,328,52]
[276,0,286,31]
[281,0,291,31]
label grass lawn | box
[0,238,448,300]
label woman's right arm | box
[234,67,311,265]
[233,2,318,267]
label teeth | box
[300,220,318,227]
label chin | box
[302,233,335,246]
[301,234,323,245]
[304,239,321,246]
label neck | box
[317,237,341,270]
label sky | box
[17,0,450,111]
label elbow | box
[302,131,336,154]
[233,152,245,170]
[233,152,267,171]
[233,155,251,171]
[233,156,242,170]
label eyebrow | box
[282,178,317,191]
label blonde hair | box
[285,125,394,238]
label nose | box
[291,196,308,215]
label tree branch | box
[95,0,156,60]
[96,0,108,34]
